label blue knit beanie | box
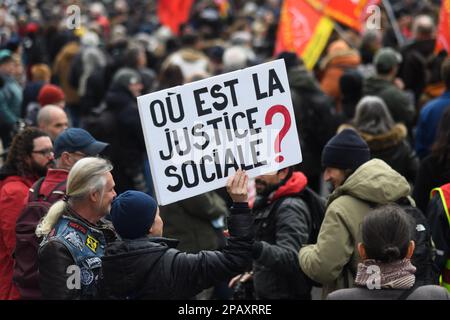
[111,191,158,240]
[322,129,370,171]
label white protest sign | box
[137,59,302,205]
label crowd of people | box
[1,0,450,300]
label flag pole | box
[382,0,405,46]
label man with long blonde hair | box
[36,157,117,299]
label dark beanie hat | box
[277,51,300,71]
[322,129,370,170]
[111,191,158,240]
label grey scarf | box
[354,259,416,289]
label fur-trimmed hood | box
[338,123,407,151]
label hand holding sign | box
[226,169,249,203]
[138,59,302,205]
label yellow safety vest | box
[431,183,450,292]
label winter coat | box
[21,81,44,118]
[252,172,313,299]
[288,66,336,190]
[327,285,450,300]
[52,41,80,105]
[427,193,450,275]
[340,123,419,182]
[320,41,361,106]
[0,75,22,128]
[160,191,228,253]
[99,203,254,299]
[299,159,411,298]
[163,48,210,80]
[400,39,436,104]
[0,175,35,299]
[363,76,415,128]
[415,91,450,159]
[413,155,450,214]
[105,84,146,193]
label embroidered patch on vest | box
[64,231,83,251]
[85,235,99,253]
[85,256,102,269]
[80,267,94,285]
[68,221,87,234]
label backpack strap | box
[29,177,46,201]
[44,180,67,202]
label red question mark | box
[265,104,291,163]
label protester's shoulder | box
[276,196,310,216]
[0,177,30,196]
[408,285,450,300]
[420,94,450,115]
[39,235,73,261]
[327,287,367,300]
[327,194,365,213]
[105,238,169,256]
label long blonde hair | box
[36,157,113,237]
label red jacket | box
[0,175,35,300]
[13,169,68,300]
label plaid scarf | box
[354,259,416,289]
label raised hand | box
[226,169,249,203]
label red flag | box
[305,0,380,32]
[157,0,194,35]
[274,0,334,70]
[436,0,450,52]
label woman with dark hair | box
[413,106,450,214]
[327,204,450,300]
[157,63,184,90]
[339,96,419,183]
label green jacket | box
[363,76,415,127]
[299,159,411,298]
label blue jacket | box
[0,75,22,126]
[415,91,450,159]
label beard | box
[30,159,54,177]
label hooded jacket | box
[339,123,419,182]
[363,76,415,127]
[319,40,361,105]
[252,171,313,299]
[0,174,35,299]
[299,159,411,298]
[99,204,253,299]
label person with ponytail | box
[327,204,450,300]
[36,157,117,299]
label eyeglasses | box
[32,148,54,157]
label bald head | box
[37,105,69,140]
[412,15,435,40]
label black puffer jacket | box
[252,172,313,299]
[100,203,254,299]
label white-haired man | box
[36,157,117,299]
